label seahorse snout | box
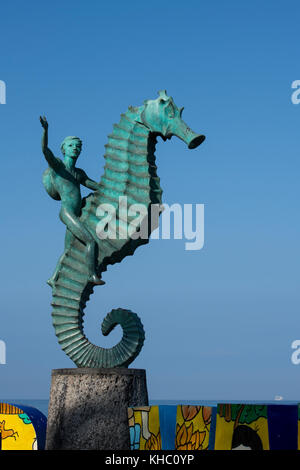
[172,119,206,150]
[187,133,206,149]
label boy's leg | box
[59,209,105,285]
[47,252,67,287]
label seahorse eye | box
[166,102,175,118]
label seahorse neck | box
[101,106,163,207]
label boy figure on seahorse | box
[40,116,105,287]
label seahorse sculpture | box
[41,90,205,368]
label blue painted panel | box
[208,407,217,450]
[159,405,177,450]
[268,405,298,450]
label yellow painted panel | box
[175,405,211,450]
[0,412,37,450]
[128,406,161,450]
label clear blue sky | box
[0,0,299,401]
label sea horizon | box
[1,398,299,418]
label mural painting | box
[0,402,47,450]
[214,404,269,450]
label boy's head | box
[61,136,82,159]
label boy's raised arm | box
[40,116,61,170]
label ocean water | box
[1,399,299,418]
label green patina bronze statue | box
[41,90,205,368]
[41,119,105,287]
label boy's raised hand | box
[40,115,48,130]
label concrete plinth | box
[45,368,148,450]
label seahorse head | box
[140,90,205,149]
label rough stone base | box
[45,368,148,450]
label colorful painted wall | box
[0,402,47,450]
[128,405,216,450]
[0,400,299,450]
[128,404,300,450]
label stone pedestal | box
[45,368,148,450]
